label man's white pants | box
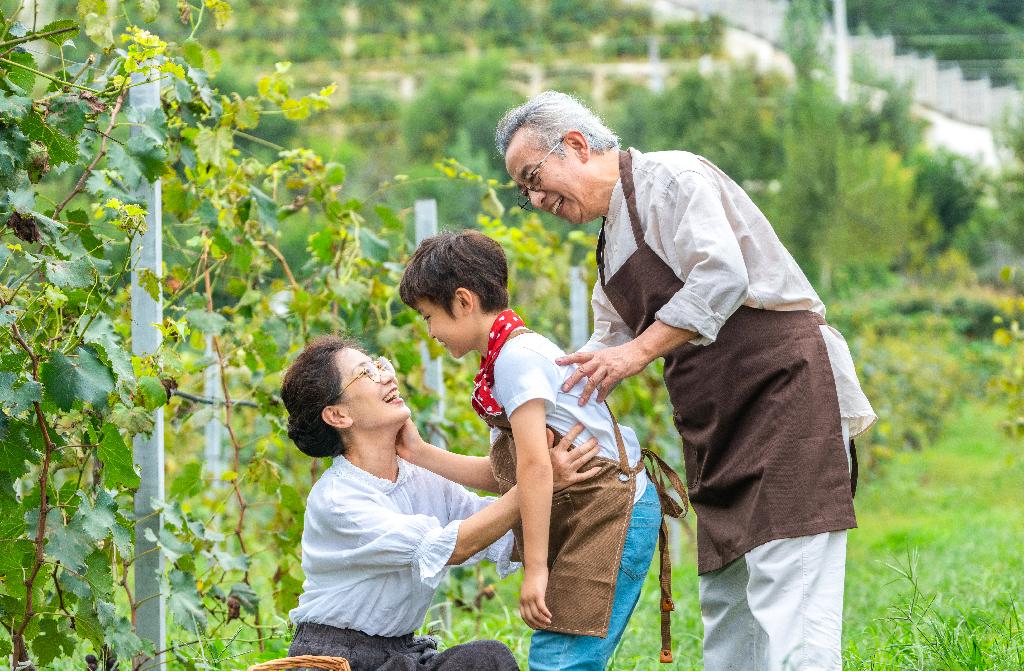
[699,420,852,671]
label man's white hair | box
[495,90,620,157]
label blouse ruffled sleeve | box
[321,497,459,589]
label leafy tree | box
[610,68,784,185]
[783,0,828,81]
[910,149,984,251]
[769,76,936,291]
[401,57,519,173]
[843,79,924,156]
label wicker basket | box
[246,656,351,671]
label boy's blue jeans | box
[527,482,661,671]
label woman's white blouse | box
[289,456,517,636]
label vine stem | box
[201,247,264,652]
[9,322,57,669]
[52,86,128,219]
[0,56,101,93]
[0,24,78,55]
[257,241,301,290]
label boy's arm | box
[508,398,554,629]
[397,420,500,492]
[397,419,602,495]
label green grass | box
[437,401,1024,669]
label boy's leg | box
[527,484,660,671]
[743,531,847,670]
[700,555,768,671]
[606,483,661,654]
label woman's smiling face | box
[332,348,410,430]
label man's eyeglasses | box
[516,137,565,210]
[337,357,396,398]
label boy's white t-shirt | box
[489,332,648,503]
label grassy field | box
[437,401,1024,669]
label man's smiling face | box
[504,129,601,225]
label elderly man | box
[495,91,875,671]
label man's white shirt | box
[586,148,876,437]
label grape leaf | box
[127,131,167,182]
[185,308,228,335]
[20,110,78,166]
[0,373,40,415]
[45,254,96,288]
[46,94,88,138]
[0,94,30,117]
[137,375,168,410]
[39,19,80,45]
[168,569,207,632]
[44,507,91,571]
[40,347,114,411]
[30,618,75,666]
[5,51,36,94]
[99,422,140,489]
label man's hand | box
[520,567,552,629]
[557,322,698,404]
[556,342,648,405]
[395,418,426,462]
[548,423,601,492]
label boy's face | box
[415,297,478,359]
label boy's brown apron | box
[487,400,641,637]
[488,329,687,661]
[596,149,858,577]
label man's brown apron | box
[596,150,858,578]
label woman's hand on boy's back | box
[520,566,553,629]
[550,423,601,492]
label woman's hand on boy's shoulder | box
[550,423,601,492]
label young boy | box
[398,230,674,670]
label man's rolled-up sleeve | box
[651,170,749,345]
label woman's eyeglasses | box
[338,357,396,397]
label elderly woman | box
[280,335,596,671]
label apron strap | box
[850,438,859,498]
[642,448,689,519]
[603,404,644,474]
[640,448,689,664]
[658,518,674,664]
[618,149,646,249]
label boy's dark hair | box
[399,230,509,315]
[281,335,365,458]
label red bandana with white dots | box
[472,309,526,420]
